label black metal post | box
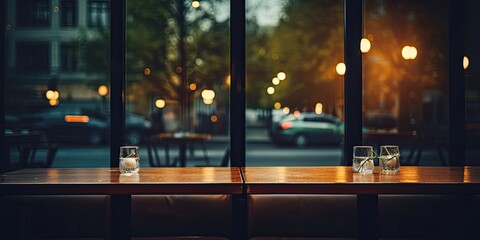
[448,0,465,166]
[344,0,363,166]
[110,0,126,167]
[230,0,246,168]
[0,0,5,173]
[357,194,378,240]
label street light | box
[155,99,166,108]
[401,46,417,60]
[192,1,200,8]
[201,89,215,104]
[277,72,286,80]
[464,56,469,70]
[98,85,109,97]
[336,62,346,76]
[267,86,275,95]
[272,77,280,85]
[360,38,371,53]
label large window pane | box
[126,0,230,167]
[465,0,480,166]
[363,0,449,166]
[246,0,344,166]
[4,0,110,170]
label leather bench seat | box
[378,194,478,239]
[248,194,357,239]
[132,195,232,240]
[0,195,111,240]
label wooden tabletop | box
[242,166,480,194]
[0,167,243,195]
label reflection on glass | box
[4,0,111,170]
[126,0,230,167]
[363,0,449,166]
[246,0,344,166]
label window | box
[88,0,109,27]
[246,0,344,165]
[16,0,50,27]
[60,43,78,72]
[4,0,111,171]
[16,42,50,73]
[363,0,450,166]
[126,0,231,167]
[60,0,77,27]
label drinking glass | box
[353,146,375,174]
[120,146,140,174]
[379,145,400,173]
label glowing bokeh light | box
[155,99,166,108]
[336,62,346,76]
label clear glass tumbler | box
[120,146,140,174]
[353,146,375,174]
[379,145,400,173]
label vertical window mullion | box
[230,0,246,167]
[448,0,465,166]
[1,0,6,173]
[344,0,363,166]
[110,0,125,167]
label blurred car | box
[20,107,152,145]
[271,112,343,147]
[364,111,397,130]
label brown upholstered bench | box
[0,195,111,239]
[248,194,357,240]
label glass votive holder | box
[119,146,140,174]
[379,145,400,173]
[353,146,375,174]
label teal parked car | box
[271,112,343,147]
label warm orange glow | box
[464,56,469,70]
[293,110,301,117]
[49,98,59,106]
[281,122,292,130]
[53,91,60,100]
[192,1,200,8]
[360,38,371,53]
[267,87,275,95]
[277,72,286,80]
[272,77,280,85]
[189,83,197,91]
[210,114,218,123]
[274,102,281,109]
[64,115,90,123]
[282,107,290,114]
[336,62,346,75]
[155,99,166,108]
[315,103,323,114]
[144,67,151,76]
[203,98,214,105]
[225,75,231,88]
[98,85,109,96]
[402,46,417,60]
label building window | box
[16,0,50,27]
[61,0,78,27]
[60,43,78,72]
[88,0,109,27]
[16,42,50,73]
